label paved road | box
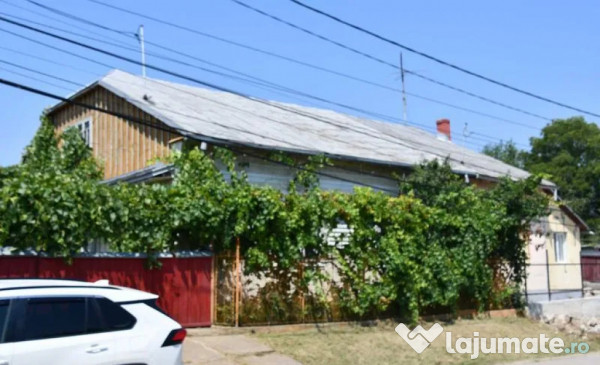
[183,331,301,365]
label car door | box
[7,296,116,365]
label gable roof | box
[48,69,555,188]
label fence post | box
[234,237,241,327]
[211,252,216,325]
[580,259,585,298]
[545,250,551,301]
[299,262,305,323]
[524,263,528,304]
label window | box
[553,232,567,262]
[87,297,136,333]
[86,238,109,253]
[74,118,92,147]
[10,296,136,342]
[20,297,86,341]
[0,300,9,343]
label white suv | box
[0,279,185,365]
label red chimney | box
[436,118,451,141]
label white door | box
[10,333,115,365]
[0,300,11,365]
[0,344,10,365]
[7,296,115,365]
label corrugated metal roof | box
[52,69,555,187]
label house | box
[46,69,589,300]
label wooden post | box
[299,262,305,323]
[235,237,241,327]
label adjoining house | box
[46,69,589,300]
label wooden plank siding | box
[50,86,180,180]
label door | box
[7,297,115,365]
[0,299,11,365]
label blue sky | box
[0,0,598,166]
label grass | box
[253,317,600,364]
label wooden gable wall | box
[49,86,181,179]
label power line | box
[0,27,115,69]
[0,15,530,174]
[26,0,133,36]
[406,72,550,125]
[0,10,141,55]
[85,0,546,133]
[0,77,399,193]
[0,10,497,149]
[3,78,583,229]
[0,0,134,46]
[0,66,73,91]
[289,0,600,119]
[0,75,558,211]
[229,0,553,123]
[0,44,103,76]
[0,59,84,87]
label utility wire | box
[0,10,141,54]
[0,59,84,87]
[85,0,548,130]
[3,78,583,229]
[26,0,134,36]
[0,27,115,69]
[0,66,74,91]
[0,14,532,174]
[0,0,134,46]
[0,11,496,148]
[289,0,600,119]
[0,78,578,227]
[0,77,399,194]
[0,44,103,76]
[230,0,552,122]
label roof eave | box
[45,80,100,116]
[559,204,591,232]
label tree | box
[526,117,600,242]
[0,116,105,257]
[483,140,527,169]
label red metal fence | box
[582,255,600,283]
[0,256,212,327]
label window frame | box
[4,295,136,343]
[0,299,11,344]
[73,117,93,148]
[553,232,567,263]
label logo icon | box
[395,323,444,354]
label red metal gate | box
[0,256,212,327]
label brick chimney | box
[436,118,451,141]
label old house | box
[47,69,588,301]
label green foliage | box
[0,117,104,258]
[0,118,549,322]
[526,117,600,244]
[482,140,527,169]
[484,117,600,246]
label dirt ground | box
[252,317,600,365]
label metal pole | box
[545,250,551,301]
[137,25,146,78]
[234,237,241,327]
[580,259,585,298]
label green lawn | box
[253,317,600,364]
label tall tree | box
[526,117,600,242]
[483,140,527,169]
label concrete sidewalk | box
[183,330,301,365]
